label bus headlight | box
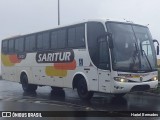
[151,76,158,81]
[114,77,128,82]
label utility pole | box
[58,0,60,25]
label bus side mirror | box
[157,46,159,55]
[153,39,159,55]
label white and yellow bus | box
[1,20,159,100]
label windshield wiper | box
[139,41,152,71]
[142,50,152,70]
[130,43,140,70]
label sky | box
[0,0,160,51]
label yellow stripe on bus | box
[45,66,67,77]
[1,54,15,66]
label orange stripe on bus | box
[9,54,21,63]
[54,60,76,70]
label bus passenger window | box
[2,40,8,53]
[37,32,50,50]
[68,27,76,48]
[25,35,36,52]
[15,38,24,52]
[43,32,50,50]
[51,31,58,49]
[58,29,66,49]
[37,34,43,50]
[68,25,85,48]
[76,25,85,47]
[8,39,14,53]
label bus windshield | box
[106,22,156,72]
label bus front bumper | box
[111,80,158,93]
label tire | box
[51,86,63,91]
[21,74,37,92]
[77,78,94,100]
[51,87,64,96]
[114,93,126,97]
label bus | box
[1,20,159,100]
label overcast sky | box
[0,0,160,39]
[0,0,160,52]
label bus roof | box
[2,19,148,41]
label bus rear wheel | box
[21,74,37,92]
[77,78,94,100]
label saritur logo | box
[36,50,74,63]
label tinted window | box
[43,32,50,50]
[37,34,43,50]
[51,31,58,49]
[37,32,50,50]
[25,37,30,52]
[87,22,105,67]
[67,25,85,48]
[15,38,24,52]
[76,25,85,47]
[2,40,8,53]
[68,27,76,47]
[99,39,110,70]
[8,39,14,53]
[58,29,66,48]
[25,35,36,52]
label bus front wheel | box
[21,74,37,92]
[77,78,94,100]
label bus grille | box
[130,85,150,92]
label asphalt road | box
[0,80,160,120]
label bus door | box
[97,37,111,93]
